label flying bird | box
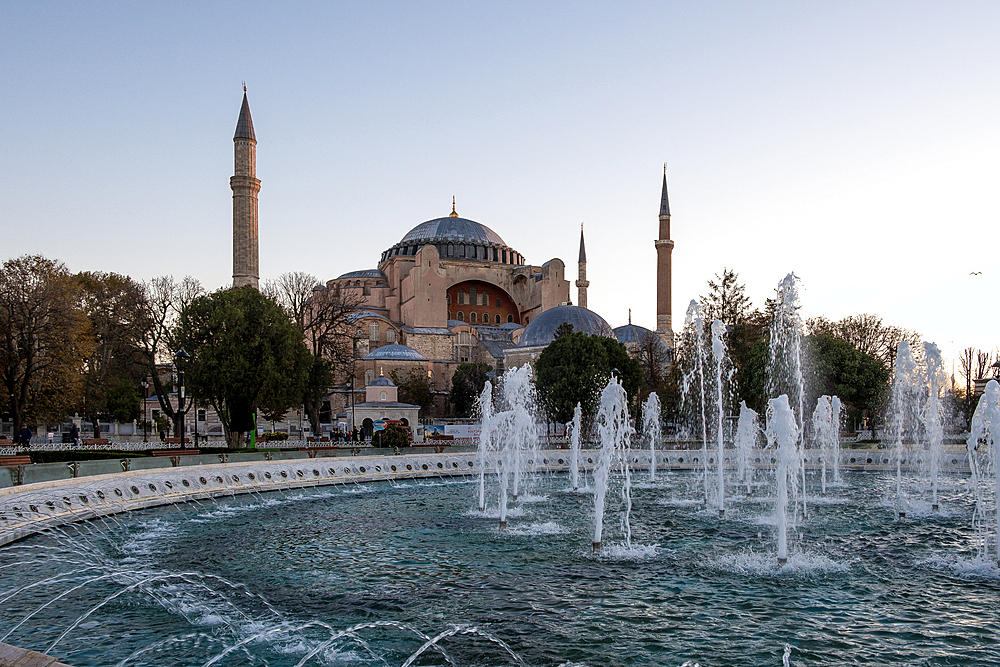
[970,271,982,275]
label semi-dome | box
[362,344,427,361]
[379,206,525,266]
[517,305,614,349]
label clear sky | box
[2,2,997,371]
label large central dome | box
[380,206,524,266]
[400,217,506,246]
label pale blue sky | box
[2,2,997,369]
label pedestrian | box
[69,422,80,447]
[18,425,31,447]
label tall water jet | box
[711,319,733,517]
[592,377,632,553]
[641,393,662,482]
[735,401,760,497]
[831,396,842,483]
[968,379,1000,568]
[767,394,798,565]
[569,402,583,491]
[493,365,538,529]
[680,300,710,505]
[812,395,840,495]
[890,341,920,518]
[476,380,494,512]
[923,342,946,511]
[769,273,807,519]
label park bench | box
[150,449,201,457]
[81,438,110,446]
[0,455,32,466]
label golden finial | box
[449,196,458,218]
[243,81,247,93]
[664,162,667,175]
[379,366,383,377]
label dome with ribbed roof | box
[380,205,525,266]
[517,305,614,348]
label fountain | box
[591,376,633,553]
[711,318,733,517]
[890,341,921,518]
[680,300,710,505]
[766,394,799,565]
[968,379,1000,567]
[3,272,998,665]
[640,392,661,482]
[924,342,946,511]
[735,401,761,497]
[568,402,583,491]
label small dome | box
[614,323,672,352]
[368,376,395,387]
[363,344,427,361]
[517,305,614,348]
[337,269,387,280]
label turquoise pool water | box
[2,470,998,666]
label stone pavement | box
[0,642,72,667]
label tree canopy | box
[176,287,309,448]
[450,362,492,417]
[534,332,642,424]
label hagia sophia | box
[231,91,675,435]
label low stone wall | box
[0,448,971,548]
[0,640,72,667]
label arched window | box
[446,293,451,304]
[380,391,387,401]
[469,287,477,303]
[507,314,514,323]
[483,313,489,323]
[369,322,379,342]
[386,329,396,344]
[457,311,464,322]
[458,292,465,305]
[495,314,502,324]
[447,310,452,319]
[470,312,477,323]
[482,293,489,305]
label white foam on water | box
[658,498,703,508]
[517,493,549,503]
[506,521,566,536]
[589,542,660,561]
[710,547,851,576]
[916,554,1000,580]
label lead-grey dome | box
[380,213,525,266]
[517,305,614,348]
[362,344,427,361]
[368,376,395,387]
[401,217,506,246]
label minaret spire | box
[655,166,674,346]
[576,223,590,309]
[232,88,260,289]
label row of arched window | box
[448,291,494,306]
[380,243,523,266]
[449,311,514,324]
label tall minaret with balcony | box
[655,166,674,346]
[576,224,589,309]
[232,86,260,289]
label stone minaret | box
[655,166,674,346]
[232,87,260,289]
[575,224,589,308]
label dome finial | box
[449,196,458,218]
[243,81,247,93]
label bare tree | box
[0,255,92,434]
[975,349,993,380]
[958,346,976,423]
[266,273,365,434]
[127,275,203,438]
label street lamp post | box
[140,378,149,442]
[174,349,190,446]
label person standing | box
[18,425,31,447]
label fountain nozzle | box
[499,520,506,530]
[718,509,725,519]
[592,541,601,553]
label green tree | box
[176,287,310,448]
[390,368,435,413]
[380,423,410,448]
[535,332,641,424]
[77,271,146,436]
[700,268,752,326]
[805,332,891,431]
[450,362,492,417]
[0,255,92,433]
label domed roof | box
[399,217,506,247]
[517,305,614,348]
[368,376,395,387]
[614,323,672,352]
[362,344,427,361]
